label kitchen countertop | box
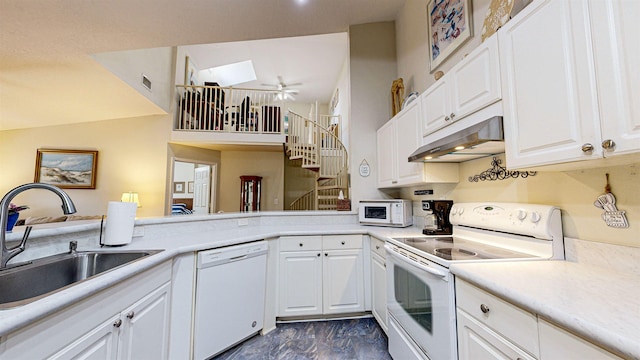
[450,261,640,359]
[1,215,638,359]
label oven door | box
[385,245,457,360]
[358,203,392,225]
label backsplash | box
[564,237,640,275]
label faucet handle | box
[16,226,32,251]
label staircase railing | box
[287,111,349,211]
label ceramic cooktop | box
[391,236,536,261]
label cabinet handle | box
[126,311,135,319]
[113,319,123,328]
[450,113,455,119]
[581,143,594,152]
[341,241,346,245]
[299,243,303,247]
[376,245,380,250]
[325,253,328,256]
[317,253,321,257]
[444,116,451,121]
[480,304,490,314]
[602,139,616,150]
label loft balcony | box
[172,84,287,146]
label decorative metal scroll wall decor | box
[468,157,537,182]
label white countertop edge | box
[0,224,407,336]
[450,262,640,359]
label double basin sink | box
[0,249,162,309]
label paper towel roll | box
[103,201,137,246]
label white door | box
[48,315,120,360]
[278,251,323,316]
[421,77,452,137]
[322,249,364,314]
[371,252,388,333]
[193,166,210,215]
[376,120,397,188]
[118,282,171,360]
[499,0,602,169]
[589,0,640,157]
[395,101,424,186]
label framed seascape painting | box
[427,0,473,71]
[34,149,98,189]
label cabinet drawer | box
[370,237,386,258]
[456,279,539,356]
[323,235,362,250]
[279,236,322,251]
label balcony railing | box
[175,84,285,134]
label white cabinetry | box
[538,319,622,360]
[377,100,459,188]
[422,34,502,137]
[1,262,172,360]
[278,235,365,317]
[456,279,622,360]
[456,279,539,359]
[370,236,387,334]
[500,0,640,170]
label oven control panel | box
[449,203,562,240]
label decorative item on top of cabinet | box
[593,173,629,228]
[468,157,536,182]
[481,0,532,41]
[391,78,405,116]
[426,0,473,71]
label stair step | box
[318,195,340,200]
[317,185,344,191]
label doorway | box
[171,159,218,215]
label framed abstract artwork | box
[34,149,98,189]
[427,0,473,71]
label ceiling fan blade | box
[285,82,303,87]
[284,89,299,94]
[285,93,296,101]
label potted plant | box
[7,203,28,232]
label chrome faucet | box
[0,183,77,269]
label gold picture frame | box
[34,149,98,189]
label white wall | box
[92,47,175,112]
[348,22,398,203]
[173,161,195,200]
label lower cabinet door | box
[117,282,171,360]
[323,249,365,314]
[371,251,387,333]
[278,250,323,316]
[457,310,536,360]
[49,315,120,360]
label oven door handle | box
[384,245,447,279]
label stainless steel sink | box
[0,250,162,309]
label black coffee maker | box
[422,200,453,235]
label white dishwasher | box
[193,240,268,360]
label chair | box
[203,82,226,130]
[235,96,253,131]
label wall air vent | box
[142,74,152,92]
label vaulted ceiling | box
[0,0,405,131]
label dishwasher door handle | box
[229,254,249,262]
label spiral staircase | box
[287,111,349,211]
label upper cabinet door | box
[376,120,397,188]
[499,0,602,169]
[450,34,502,121]
[421,77,452,136]
[395,101,425,185]
[589,0,640,156]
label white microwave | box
[358,199,413,227]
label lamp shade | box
[121,192,141,207]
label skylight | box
[208,60,257,86]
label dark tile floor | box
[213,318,392,360]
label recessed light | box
[425,156,433,160]
[454,146,465,150]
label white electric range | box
[385,202,564,360]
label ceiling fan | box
[261,75,300,100]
